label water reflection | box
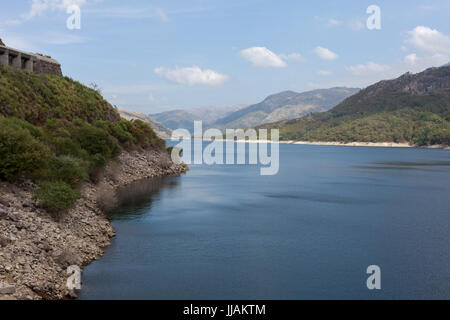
[353,160,450,172]
[108,177,180,221]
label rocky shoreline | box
[0,149,188,300]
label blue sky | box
[1,0,449,113]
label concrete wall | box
[0,45,62,76]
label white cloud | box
[349,19,365,31]
[314,46,338,61]
[155,7,169,21]
[404,53,418,65]
[0,33,38,51]
[148,93,156,102]
[42,32,87,44]
[347,62,390,76]
[279,53,304,62]
[402,53,448,71]
[407,26,450,54]
[317,70,332,76]
[154,66,229,86]
[240,47,287,68]
[7,0,88,24]
[329,19,342,26]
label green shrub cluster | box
[0,65,120,125]
[0,118,51,181]
[0,68,167,218]
[33,182,79,219]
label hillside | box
[118,108,172,139]
[213,87,359,129]
[259,66,450,146]
[151,104,247,132]
[0,65,166,207]
[0,65,119,125]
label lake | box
[79,143,450,299]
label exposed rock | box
[0,283,15,294]
[0,149,188,300]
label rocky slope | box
[213,87,360,129]
[0,149,188,300]
[150,104,248,132]
[259,66,450,146]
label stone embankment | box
[0,149,188,300]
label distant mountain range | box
[151,88,359,131]
[118,108,172,139]
[213,88,359,129]
[259,65,450,146]
[150,105,247,132]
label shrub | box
[110,120,135,144]
[50,137,87,158]
[34,182,79,218]
[43,118,74,139]
[75,123,120,158]
[128,120,165,149]
[0,117,43,139]
[0,119,51,181]
[48,155,88,186]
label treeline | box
[278,108,449,145]
[260,85,450,146]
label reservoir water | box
[80,143,450,299]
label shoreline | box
[185,138,449,150]
[0,149,188,300]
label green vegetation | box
[0,67,166,218]
[0,65,119,125]
[0,117,51,182]
[33,182,79,219]
[260,67,450,146]
[47,156,88,187]
[272,105,450,146]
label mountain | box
[259,66,450,146]
[213,87,360,129]
[118,108,172,139]
[151,105,247,132]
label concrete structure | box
[0,39,62,76]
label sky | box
[1,0,449,114]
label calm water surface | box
[80,144,450,299]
